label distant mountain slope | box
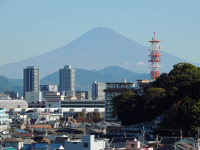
[41,66,149,91]
[0,27,187,79]
[97,66,149,81]
[0,66,149,94]
[0,76,23,94]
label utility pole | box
[180,129,183,141]
[124,131,126,139]
[156,134,158,149]
[142,126,145,144]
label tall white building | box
[92,82,105,100]
[23,66,40,98]
[59,65,75,97]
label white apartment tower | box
[92,82,105,100]
[59,65,75,97]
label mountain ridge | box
[0,65,150,94]
[0,27,188,79]
[41,65,150,91]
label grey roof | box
[157,144,174,150]
[0,100,28,109]
[95,121,121,128]
[22,139,35,145]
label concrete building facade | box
[23,66,40,98]
[76,91,91,100]
[59,65,75,97]
[25,92,42,103]
[92,82,105,100]
[40,85,58,99]
[45,91,64,108]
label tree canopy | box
[112,63,200,136]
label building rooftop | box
[28,124,52,129]
[105,82,135,84]
[2,138,23,143]
[26,66,38,69]
[0,100,28,109]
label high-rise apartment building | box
[23,66,40,98]
[92,82,105,100]
[59,65,75,97]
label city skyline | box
[0,0,200,66]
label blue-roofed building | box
[2,138,24,150]
[22,143,64,150]
[16,129,30,134]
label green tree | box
[144,87,166,102]
[112,62,200,136]
[154,63,200,136]
[74,112,86,121]
[112,90,135,117]
[86,112,103,123]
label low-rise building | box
[25,92,42,103]
[64,135,107,150]
[40,84,58,99]
[76,91,91,100]
[137,80,151,89]
[45,91,64,108]
[0,93,10,100]
[4,91,19,99]
[0,100,28,109]
[2,138,24,150]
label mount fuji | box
[0,27,186,79]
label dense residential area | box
[0,62,200,150]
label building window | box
[83,143,88,148]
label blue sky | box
[0,0,200,65]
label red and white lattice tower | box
[148,32,161,81]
